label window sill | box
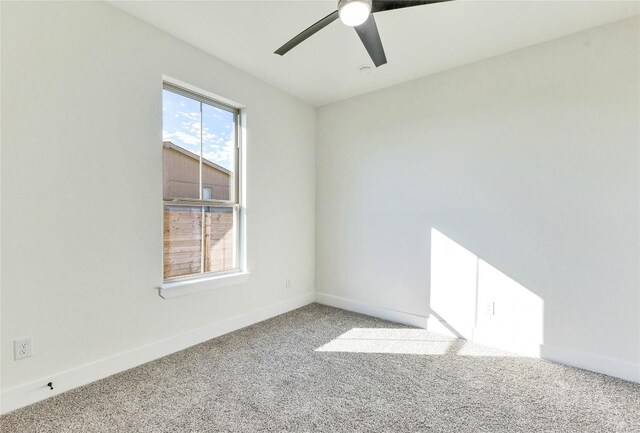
[159,272,249,299]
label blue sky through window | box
[162,89,235,171]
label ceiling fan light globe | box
[338,0,372,27]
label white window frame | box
[160,78,247,298]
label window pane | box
[163,206,203,279]
[162,89,202,200]
[204,206,237,273]
[202,103,235,201]
[162,83,240,282]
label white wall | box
[1,0,315,402]
[316,17,640,380]
[2,2,638,415]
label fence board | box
[164,209,234,279]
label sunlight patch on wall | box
[475,259,544,356]
[429,228,544,356]
[430,228,478,339]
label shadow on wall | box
[429,228,544,357]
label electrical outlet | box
[14,338,32,360]
[285,279,291,289]
[482,301,495,316]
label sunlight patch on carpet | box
[315,328,523,357]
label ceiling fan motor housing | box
[338,0,373,8]
[338,0,373,27]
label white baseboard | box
[0,292,315,415]
[314,292,640,384]
[314,293,429,328]
[314,293,463,338]
[541,344,640,383]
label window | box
[162,83,241,281]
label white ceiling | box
[110,0,639,106]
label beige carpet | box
[2,303,639,432]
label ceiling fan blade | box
[354,14,387,67]
[275,10,339,56]
[371,0,452,13]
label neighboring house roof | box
[163,141,232,175]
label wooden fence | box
[163,208,234,279]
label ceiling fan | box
[275,0,452,67]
